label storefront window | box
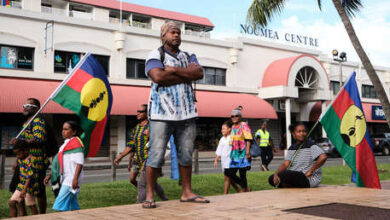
[197,67,226,86]
[0,45,34,70]
[126,58,147,79]
[362,85,377,99]
[54,51,109,75]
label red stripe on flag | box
[332,89,355,119]
[66,69,93,93]
[356,138,381,189]
[87,116,107,157]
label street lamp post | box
[332,50,347,166]
[332,49,347,90]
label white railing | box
[109,17,120,24]
[69,10,92,20]
[41,6,67,16]
[131,21,151,29]
[184,30,211,38]
[11,1,22,8]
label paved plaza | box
[8,182,390,220]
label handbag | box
[250,139,262,157]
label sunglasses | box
[23,104,38,109]
[231,115,240,118]
[137,110,147,113]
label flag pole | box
[15,53,91,138]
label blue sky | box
[123,0,390,67]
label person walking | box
[214,120,240,194]
[114,104,167,203]
[255,121,274,171]
[268,122,327,188]
[225,109,252,192]
[144,21,208,208]
[10,98,49,214]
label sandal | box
[142,200,156,209]
[180,195,210,203]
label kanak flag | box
[320,72,380,189]
[52,53,113,157]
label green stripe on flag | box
[320,107,357,171]
[53,85,82,114]
[80,117,96,156]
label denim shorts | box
[146,118,196,168]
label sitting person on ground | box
[269,122,327,188]
[9,140,39,217]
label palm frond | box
[246,0,287,28]
[317,0,322,11]
[341,0,363,17]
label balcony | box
[131,21,151,29]
[41,6,67,16]
[184,30,211,38]
[69,10,92,20]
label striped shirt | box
[21,116,49,171]
[145,48,199,121]
[286,141,325,187]
[126,122,149,166]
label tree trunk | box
[332,0,390,129]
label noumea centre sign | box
[240,24,319,47]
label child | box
[45,121,84,211]
[214,121,240,194]
[9,140,39,217]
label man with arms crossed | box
[143,21,208,208]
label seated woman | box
[269,122,327,188]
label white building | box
[1,0,389,156]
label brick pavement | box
[8,185,390,220]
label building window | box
[330,80,340,95]
[54,51,82,73]
[197,67,226,86]
[93,54,110,75]
[0,45,34,70]
[54,51,109,75]
[126,58,147,79]
[362,85,377,99]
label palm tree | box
[247,0,390,129]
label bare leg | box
[9,200,17,217]
[145,166,159,207]
[29,205,38,215]
[17,201,26,216]
[130,170,138,187]
[179,165,209,202]
[230,178,240,192]
[37,194,47,214]
[223,175,230,194]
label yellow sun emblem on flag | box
[339,105,366,147]
[80,78,108,121]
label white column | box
[285,98,291,157]
[117,116,126,154]
[321,101,327,137]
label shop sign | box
[240,24,319,47]
[372,105,386,120]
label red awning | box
[0,77,277,119]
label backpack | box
[157,46,197,102]
[250,139,262,158]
